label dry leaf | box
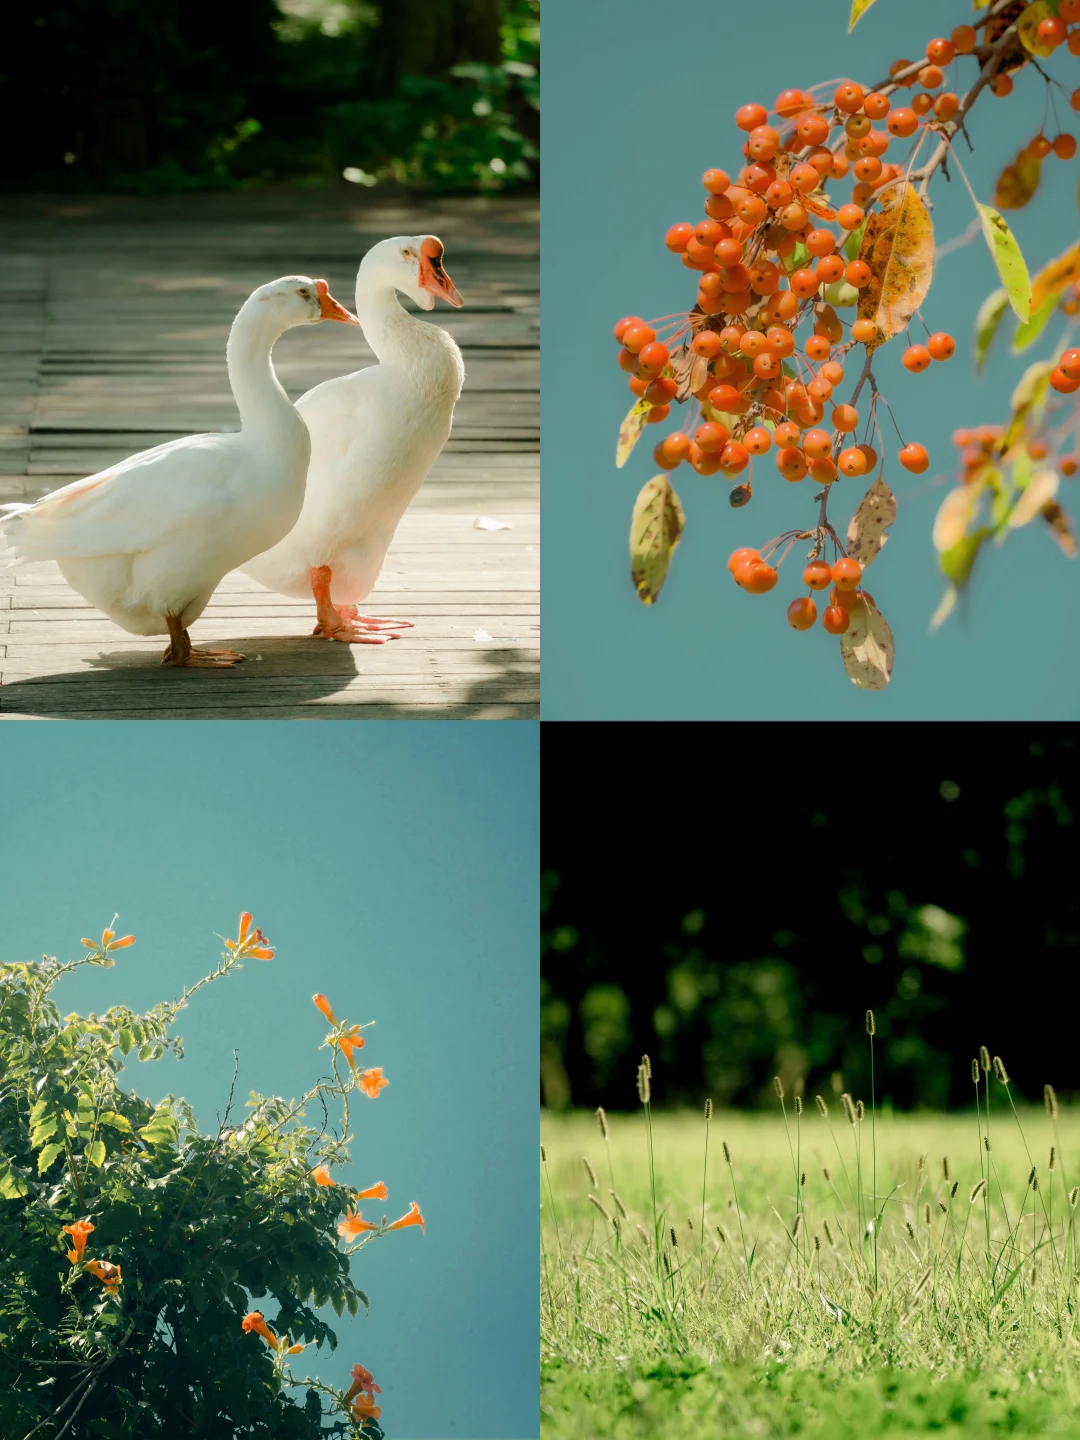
[848,0,882,30]
[840,594,895,690]
[629,474,685,605]
[856,183,935,351]
[933,485,980,552]
[1041,501,1078,557]
[1018,0,1057,56]
[846,476,897,568]
[994,149,1041,210]
[616,398,652,469]
[1030,240,1080,313]
[1008,467,1058,529]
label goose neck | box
[226,305,300,436]
[353,284,421,364]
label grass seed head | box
[924,1202,931,1225]
[795,1096,803,1115]
[842,1093,857,1125]
[993,1055,1009,1084]
[943,1156,950,1181]
[723,1141,732,1164]
[985,1135,991,1152]
[951,1180,959,1198]
[704,1097,713,1121]
[801,1172,807,1187]
[970,1178,987,1203]
[541,1145,547,1163]
[816,1095,828,1117]
[686,1215,693,1230]
[814,1234,821,1252]
[716,1223,728,1243]
[1028,1165,1037,1188]
[637,1063,651,1105]
[938,1200,947,1213]
[856,1100,865,1122]
[582,1156,598,1187]
[971,1058,980,1084]
[792,1214,803,1239]
[611,1188,629,1218]
[596,1105,609,1139]
[824,1166,832,1182]
[669,1225,678,1248]
[1044,1084,1059,1119]
[918,1154,926,1171]
[912,1268,932,1301]
[1070,1188,1079,1209]
[980,1045,990,1072]
[774,1075,785,1100]
[906,1220,916,1239]
[641,1053,652,1078]
[1050,1146,1056,1171]
[824,1219,835,1246]
[636,1223,651,1247]
[587,1193,612,1223]
[866,1009,876,1036]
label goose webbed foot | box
[308,565,406,644]
[162,618,245,667]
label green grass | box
[541,1089,1080,1438]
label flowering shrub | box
[0,914,424,1438]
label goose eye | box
[401,248,414,259]
[298,288,310,299]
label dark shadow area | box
[542,725,1080,1113]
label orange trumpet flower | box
[83,1259,122,1295]
[312,993,339,1025]
[386,1201,425,1235]
[344,1362,382,1403]
[330,1024,366,1069]
[337,1210,380,1240]
[357,1067,389,1098]
[241,1310,280,1350]
[81,926,135,963]
[354,1181,388,1201]
[312,1164,335,1187]
[225,912,274,960]
[352,1393,382,1422]
[62,1219,94,1265]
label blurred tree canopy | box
[1,0,538,193]
[542,729,1079,1114]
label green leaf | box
[844,220,867,261]
[615,398,651,470]
[930,585,957,633]
[974,290,1008,373]
[848,0,882,30]
[940,528,990,586]
[118,1029,134,1056]
[31,1114,59,1149]
[37,1143,64,1175]
[0,1164,30,1199]
[98,1111,132,1133]
[85,1140,106,1167]
[138,1102,179,1147]
[976,205,1031,322]
[1012,293,1059,353]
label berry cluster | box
[727,545,867,635]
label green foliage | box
[0,923,390,1439]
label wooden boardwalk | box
[0,191,538,719]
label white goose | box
[0,276,359,666]
[240,235,464,642]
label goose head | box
[252,275,360,327]
[358,236,464,311]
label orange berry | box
[628,376,648,397]
[754,352,781,379]
[851,181,875,206]
[638,341,669,371]
[912,92,934,116]
[838,447,867,477]
[832,404,859,432]
[776,447,808,481]
[1037,16,1066,48]
[691,445,723,475]
[857,443,878,472]
[796,111,832,147]
[823,604,850,635]
[815,255,845,285]
[919,64,944,89]
[735,103,769,132]
[834,82,865,114]
[854,156,883,183]
[802,428,832,460]
[789,268,821,299]
[665,223,694,253]
[705,192,735,221]
[645,404,669,424]
[820,360,845,386]
[703,167,732,194]
[851,318,877,344]
[803,559,833,590]
[766,325,795,357]
[927,332,955,361]
[1063,0,1080,21]
[1053,134,1077,160]
[622,324,656,354]
[809,455,838,484]
[899,442,929,473]
[863,92,891,120]
[775,88,807,117]
[659,432,691,464]
[1060,456,1078,477]
[747,125,779,161]
[644,377,677,406]
[653,438,683,470]
[692,331,722,358]
[738,561,778,593]
[1029,135,1052,159]
[614,316,643,344]
[787,596,818,630]
[951,24,977,54]
[728,545,760,574]
[845,260,872,289]
[887,107,919,138]
[805,228,837,258]
[743,426,773,455]
[773,421,801,448]
[993,74,1013,98]
[1050,367,1080,394]
[721,441,750,473]
[927,37,955,65]
[831,556,863,591]
[804,335,831,362]
[1061,348,1080,380]
[933,93,960,121]
[695,421,730,453]
[903,344,932,373]
[836,205,865,233]
[708,384,742,412]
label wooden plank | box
[0,192,538,719]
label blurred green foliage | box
[1,0,538,194]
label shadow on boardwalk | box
[0,188,538,719]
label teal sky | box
[0,723,538,1440]
[543,0,1080,718]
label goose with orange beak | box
[239,235,467,642]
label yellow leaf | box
[1018,0,1057,56]
[616,398,652,470]
[856,184,934,351]
[976,205,1031,322]
[999,360,1054,454]
[839,595,894,690]
[846,476,897,568]
[933,485,983,552]
[629,474,685,605]
[1030,240,1080,313]
[849,0,882,30]
[1008,468,1059,530]
[994,149,1041,210]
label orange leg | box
[309,566,403,644]
[162,615,244,667]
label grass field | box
[541,1076,1080,1438]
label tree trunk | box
[374,0,502,88]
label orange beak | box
[419,238,464,308]
[316,279,360,324]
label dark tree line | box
[542,727,1080,1113]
